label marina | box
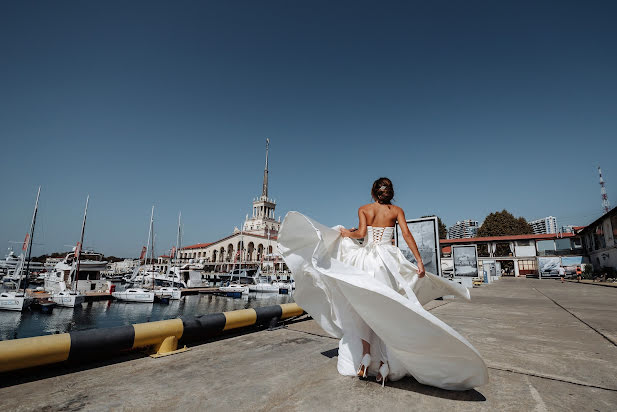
[0,289,294,341]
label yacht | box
[171,265,208,288]
[248,274,279,293]
[51,290,85,308]
[219,282,249,295]
[219,268,259,285]
[44,250,110,294]
[0,248,44,277]
[141,270,186,289]
[112,287,155,303]
[154,286,181,300]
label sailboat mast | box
[150,209,155,291]
[72,195,89,291]
[142,206,154,287]
[175,212,181,266]
[20,186,41,293]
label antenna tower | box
[599,166,610,214]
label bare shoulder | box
[392,205,405,214]
[358,204,373,212]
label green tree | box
[477,210,533,237]
[421,215,447,239]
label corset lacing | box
[366,226,394,245]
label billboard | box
[452,245,479,277]
[395,216,441,277]
[538,257,560,276]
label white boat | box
[219,282,249,295]
[272,280,295,292]
[112,288,155,303]
[43,251,110,294]
[1,187,40,312]
[0,248,44,277]
[154,286,181,300]
[141,270,187,289]
[51,290,85,308]
[248,275,279,293]
[0,291,33,311]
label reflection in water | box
[0,292,294,341]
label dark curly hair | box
[371,177,394,204]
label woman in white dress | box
[277,178,488,391]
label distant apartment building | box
[530,216,557,234]
[448,220,480,239]
[561,225,575,233]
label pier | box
[1,277,616,411]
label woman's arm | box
[396,208,426,277]
[340,208,367,239]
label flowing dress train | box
[276,212,488,391]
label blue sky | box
[1,1,615,257]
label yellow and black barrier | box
[0,303,304,373]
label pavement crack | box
[285,327,339,340]
[427,301,452,311]
[533,287,617,347]
[488,366,617,392]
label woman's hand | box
[417,262,426,278]
[340,227,357,238]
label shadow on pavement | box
[320,346,486,402]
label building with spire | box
[243,138,281,236]
[178,139,288,277]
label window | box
[555,238,571,251]
[593,224,606,249]
[536,240,554,254]
[518,259,537,271]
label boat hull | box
[0,295,32,311]
[248,284,280,293]
[51,293,85,308]
[154,288,181,300]
[112,290,155,303]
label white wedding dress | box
[277,212,488,390]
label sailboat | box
[153,212,184,300]
[0,187,40,311]
[112,207,155,303]
[51,196,90,308]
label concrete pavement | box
[1,278,616,411]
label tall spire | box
[262,138,269,197]
[599,166,610,214]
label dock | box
[26,290,113,302]
[2,278,616,411]
[180,287,220,295]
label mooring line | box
[487,365,617,392]
[533,287,617,348]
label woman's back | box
[361,203,400,228]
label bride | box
[277,178,488,390]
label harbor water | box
[0,290,294,341]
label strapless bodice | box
[366,226,394,245]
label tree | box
[477,210,533,237]
[421,215,448,239]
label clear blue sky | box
[1,1,615,257]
